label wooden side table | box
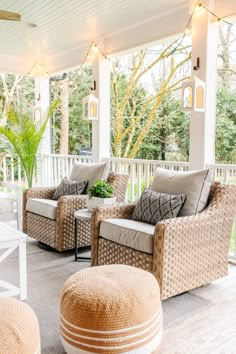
[74,209,92,262]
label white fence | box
[37,154,92,187]
[103,157,189,202]
[1,153,236,260]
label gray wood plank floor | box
[159,265,236,354]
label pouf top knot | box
[60,265,162,354]
[0,298,40,354]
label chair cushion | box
[26,198,57,220]
[131,189,186,225]
[52,177,88,200]
[100,219,155,254]
[150,167,214,216]
[70,161,110,189]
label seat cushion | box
[100,219,155,254]
[26,198,57,220]
[70,161,110,189]
[150,167,214,216]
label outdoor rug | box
[0,236,214,353]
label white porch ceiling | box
[0,0,235,74]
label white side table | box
[0,222,27,300]
[74,209,92,262]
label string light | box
[166,2,236,57]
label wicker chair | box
[91,182,236,299]
[23,172,129,252]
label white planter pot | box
[87,196,116,211]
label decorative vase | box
[87,196,116,211]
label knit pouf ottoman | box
[60,264,162,354]
[0,298,40,354]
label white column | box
[189,3,218,170]
[34,77,51,154]
[92,54,111,162]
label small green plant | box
[88,180,114,198]
[0,99,59,187]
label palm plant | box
[0,100,59,187]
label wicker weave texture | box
[60,265,162,353]
[23,172,129,251]
[98,238,153,272]
[0,298,40,354]
[27,212,56,248]
[91,183,236,299]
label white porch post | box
[189,2,218,170]
[34,77,51,154]
[92,54,111,163]
[34,77,51,186]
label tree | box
[51,66,92,155]
[215,86,236,162]
[111,39,191,158]
[137,94,189,161]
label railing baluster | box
[137,163,142,198]
[130,163,135,202]
[10,157,14,183]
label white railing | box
[38,153,93,187]
[2,153,236,259]
[207,163,236,184]
[103,157,189,202]
[2,154,22,186]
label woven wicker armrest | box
[91,203,136,266]
[24,187,56,200]
[23,187,57,233]
[107,172,129,203]
[57,194,88,213]
[152,206,231,299]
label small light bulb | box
[92,44,98,52]
[195,3,205,15]
[185,28,190,34]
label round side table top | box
[74,209,92,221]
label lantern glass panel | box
[183,86,193,109]
[90,102,97,118]
[196,85,204,109]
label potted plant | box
[87,180,116,211]
[0,99,59,187]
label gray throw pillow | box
[52,177,88,201]
[150,167,214,216]
[131,189,187,225]
[70,161,110,189]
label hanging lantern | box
[182,76,205,112]
[82,93,98,121]
[33,106,43,124]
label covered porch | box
[1,0,236,352]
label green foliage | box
[0,99,59,187]
[137,94,189,161]
[51,66,92,154]
[216,87,236,162]
[88,180,114,198]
